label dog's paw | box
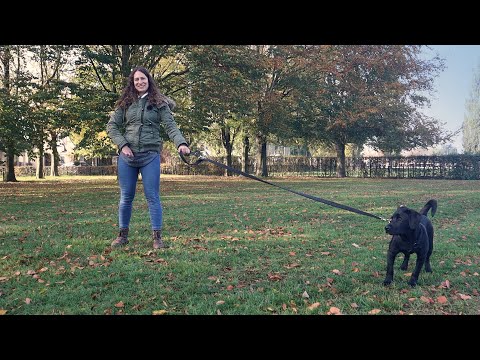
[407,279,417,287]
[383,279,392,286]
[425,265,432,273]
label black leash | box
[180,151,387,222]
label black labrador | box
[383,199,437,287]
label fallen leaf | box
[25,298,32,304]
[285,263,300,269]
[115,301,124,308]
[0,310,7,315]
[302,291,309,298]
[216,301,225,305]
[436,296,448,304]
[352,243,360,248]
[226,285,234,291]
[458,293,471,300]
[368,309,381,315]
[420,296,434,304]
[332,269,342,275]
[307,302,320,310]
[350,303,359,309]
[153,310,167,315]
[327,307,341,315]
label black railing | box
[3,155,480,180]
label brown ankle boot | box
[111,228,129,248]
[153,229,168,249]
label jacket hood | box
[163,97,176,110]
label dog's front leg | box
[400,252,410,270]
[383,249,398,286]
[408,254,426,287]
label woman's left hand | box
[178,144,190,155]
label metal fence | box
[2,155,480,180]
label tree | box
[295,45,451,177]
[463,61,480,154]
[0,45,35,182]
[187,45,260,175]
[70,45,192,160]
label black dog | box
[383,199,437,287]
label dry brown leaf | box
[420,296,434,304]
[436,296,448,304]
[352,243,360,248]
[302,291,309,298]
[226,285,234,291]
[307,302,321,310]
[216,300,225,305]
[332,269,342,275]
[0,310,7,315]
[153,310,167,315]
[404,272,412,277]
[25,298,32,304]
[268,273,283,281]
[289,251,296,256]
[368,309,381,315]
[115,301,124,308]
[327,307,341,315]
[282,303,287,311]
[458,293,471,300]
[350,303,359,309]
[285,263,300,269]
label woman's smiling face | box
[134,70,149,96]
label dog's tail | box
[419,199,437,217]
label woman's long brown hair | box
[115,66,174,109]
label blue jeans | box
[117,153,162,230]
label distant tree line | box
[1,45,456,182]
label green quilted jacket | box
[107,97,187,154]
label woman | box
[107,66,190,249]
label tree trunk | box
[5,151,17,182]
[36,147,44,179]
[243,135,250,173]
[334,142,346,177]
[221,125,233,176]
[255,132,268,177]
[50,132,59,176]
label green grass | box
[1,175,479,315]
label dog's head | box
[385,205,421,235]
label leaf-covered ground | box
[0,175,479,315]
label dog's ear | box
[407,209,421,230]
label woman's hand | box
[178,144,190,155]
[121,145,134,157]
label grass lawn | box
[0,175,479,315]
